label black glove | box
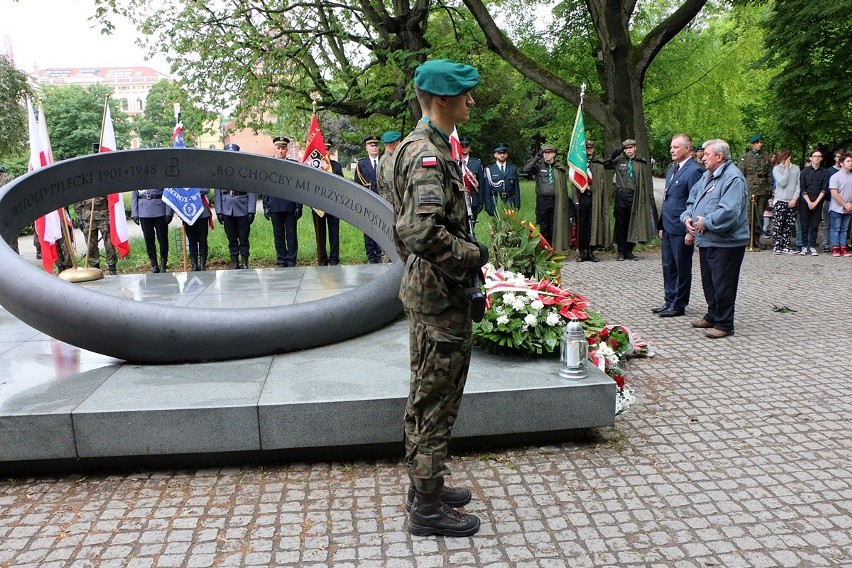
[217,213,224,224]
[295,208,303,220]
[248,213,255,224]
[476,242,489,267]
[132,217,140,225]
[263,210,270,220]
[165,215,173,224]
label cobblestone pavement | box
[2,250,850,567]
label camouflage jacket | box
[392,120,480,315]
[376,149,395,203]
[737,151,772,196]
[74,196,110,222]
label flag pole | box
[174,105,188,273]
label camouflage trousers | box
[403,305,472,495]
[81,215,117,267]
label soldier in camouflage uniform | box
[376,131,402,263]
[737,134,772,240]
[391,59,488,538]
[74,196,118,274]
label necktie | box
[627,159,634,179]
[671,163,680,182]
[548,166,553,184]
[372,159,377,171]
[500,164,504,174]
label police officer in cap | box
[215,143,257,268]
[355,135,383,263]
[132,184,173,273]
[459,136,485,217]
[483,143,520,215]
[264,136,303,267]
[392,59,488,538]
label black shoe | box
[408,501,480,537]
[406,485,472,513]
[587,251,600,262]
[616,253,625,261]
[651,305,669,314]
[107,264,117,275]
[658,307,685,318]
[624,252,639,261]
[576,253,585,262]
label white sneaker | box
[798,249,807,255]
[810,247,819,256]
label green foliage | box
[644,4,774,164]
[41,85,132,159]
[762,0,852,155]
[135,80,217,147]
[0,55,32,161]
[487,207,564,281]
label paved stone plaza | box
[1,249,850,567]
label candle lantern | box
[559,318,588,379]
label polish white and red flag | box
[28,100,62,272]
[99,100,131,258]
[450,127,478,194]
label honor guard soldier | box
[132,188,172,273]
[737,134,772,241]
[215,144,257,269]
[355,135,384,263]
[392,58,488,538]
[264,136,303,267]
[605,139,656,261]
[483,143,520,215]
[313,143,343,266]
[522,143,573,250]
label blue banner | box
[164,123,205,225]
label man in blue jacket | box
[483,143,520,215]
[215,144,257,269]
[355,135,383,263]
[680,139,749,339]
[654,134,703,318]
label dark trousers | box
[223,215,250,259]
[576,191,592,250]
[184,219,209,259]
[312,211,340,265]
[752,193,770,237]
[364,234,382,264]
[798,201,822,250]
[270,211,298,266]
[535,195,556,246]
[613,191,634,255]
[140,216,169,261]
[698,245,746,332]
[661,231,694,310]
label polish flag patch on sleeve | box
[422,156,438,167]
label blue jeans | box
[830,211,851,247]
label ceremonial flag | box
[28,100,61,272]
[302,114,331,172]
[450,127,478,194]
[567,104,590,192]
[98,100,131,258]
[162,122,206,226]
[302,114,331,217]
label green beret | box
[749,134,763,144]
[381,131,402,144]
[414,59,480,97]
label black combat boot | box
[407,489,480,537]
[240,255,249,269]
[577,249,585,262]
[190,255,199,272]
[150,258,160,273]
[200,255,207,271]
[587,249,600,262]
[231,255,240,269]
[406,484,471,513]
[159,257,168,273]
[107,264,117,275]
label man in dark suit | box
[483,143,520,215]
[264,136,303,267]
[653,134,703,317]
[313,143,343,266]
[459,136,484,218]
[355,135,383,263]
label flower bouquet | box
[583,324,649,415]
[488,208,565,282]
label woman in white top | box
[771,148,800,254]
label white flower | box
[546,313,561,326]
[496,315,510,325]
[504,292,517,304]
[524,314,538,326]
[493,305,504,315]
[512,299,526,311]
[531,299,544,311]
[526,290,539,300]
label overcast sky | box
[1,0,169,73]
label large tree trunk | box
[462,0,707,158]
